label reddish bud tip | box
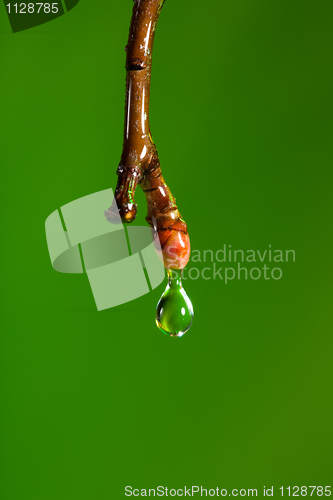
[158,230,190,269]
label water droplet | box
[156,269,194,337]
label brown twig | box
[105,0,190,269]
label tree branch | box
[105,0,190,269]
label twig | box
[105,0,190,269]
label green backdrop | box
[0,1,332,498]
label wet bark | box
[105,0,190,269]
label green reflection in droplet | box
[155,269,194,337]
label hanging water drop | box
[156,269,194,337]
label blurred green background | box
[0,1,332,498]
